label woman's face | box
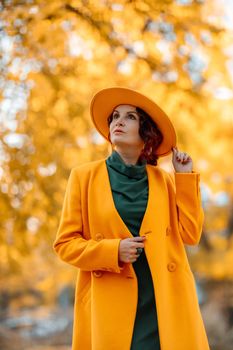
[109,105,144,150]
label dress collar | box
[106,151,147,179]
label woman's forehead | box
[113,104,137,112]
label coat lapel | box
[96,161,133,239]
[139,165,168,238]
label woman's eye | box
[128,114,136,119]
[112,114,119,119]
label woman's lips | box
[114,129,124,134]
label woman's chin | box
[111,137,127,147]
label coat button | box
[93,270,103,278]
[95,233,103,241]
[166,227,171,236]
[167,262,177,272]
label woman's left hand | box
[172,147,193,173]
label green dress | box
[106,151,161,350]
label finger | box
[130,244,144,252]
[182,153,190,163]
[129,250,138,258]
[176,152,187,162]
[131,255,138,261]
[174,150,182,161]
[125,255,137,263]
[182,155,190,163]
[130,236,146,242]
[132,242,145,248]
[130,254,138,261]
[124,254,134,262]
[130,249,140,257]
[172,147,177,158]
[179,153,185,163]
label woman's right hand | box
[118,236,146,264]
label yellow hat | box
[90,87,176,157]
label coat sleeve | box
[173,172,204,245]
[53,168,122,273]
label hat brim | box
[90,87,176,157]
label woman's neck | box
[114,147,141,165]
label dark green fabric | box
[106,151,160,350]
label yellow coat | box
[53,159,210,350]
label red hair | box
[136,107,163,165]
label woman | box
[53,87,210,350]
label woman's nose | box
[116,117,125,126]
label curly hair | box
[107,107,163,165]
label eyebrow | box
[113,110,138,115]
